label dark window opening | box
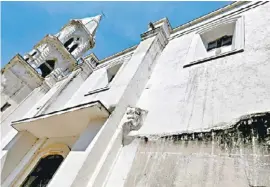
[1,102,11,112]
[38,60,56,78]
[32,51,37,56]
[108,75,115,83]
[21,155,64,187]
[107,63,122,84]
[69,44,78,53]
[207,35,233,51]
[64,38,74,48]
[91,59,98,67]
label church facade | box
[1,1,270,186]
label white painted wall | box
[48,119,106,187]
[42,71,86,113]
[1,132,37,183]
[1,86,46,144]
[104,2,270,187]
[2,2,270,187]
[65,50,135,109]
[136,2,270,136]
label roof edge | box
[92,2,246,64]
[88,45,138,64]
[1,54,43,82]
[12,100,110,124]
[171,1,248,34]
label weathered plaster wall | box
[65,50,135,109]
[2,2,270,187]
[1,60,42,119]
[1,132,37,183]
[68,36,157,187]
[68,30,165,187]
[104,139,140,187]
[136,2,270,136]
[42,71,86,113]
[1,86,32,120]
[104,2,270,187]
[105,112,270,187]
[48,119,106,187]
[124,138,269,187]
[1,87,46,143]
[23,69,81,118]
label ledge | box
[84,86,110,96]
[12,101,110,138]
[183,48,244,68]
[1,54,43,82]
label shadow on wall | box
[71,119,107,152]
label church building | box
[1,1,270,186]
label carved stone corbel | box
[122,107,147,146]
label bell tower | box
[1,15,102,116]
[22,14,102,81]
[56,15,102,60]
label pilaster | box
[68,18,171,187]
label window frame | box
[64,36,82,54]
[12,143,70,187]
[184,16,245,68]
[84,62,124,96]
[207,35,233,51]
[20,154,64,187]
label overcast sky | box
[1,1,231,66]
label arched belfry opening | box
[63,37,80,54]
[64,38,74,48]
[38,60,56,78]
[21,154,64,187]
[69,43,78,53]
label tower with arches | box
[1,15,102,116]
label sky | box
[1,1,231,66]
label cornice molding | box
[1,54,43,83]
[172,1,247,34]
[98,45,138,64]
[170,1,267,40]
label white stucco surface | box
[104,2,270,187]
[136,2,270,136]
[1,2,270,187]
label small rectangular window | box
[207,41,217,51]
[106,63,123,84]
[1,102,11,112]
[184,16,244,67]
[85,63,123,96]
[207,35,233,51]
[32,51,37,56]
[221,35,233,46]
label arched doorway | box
[21,154,64,187]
